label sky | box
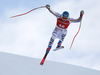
[0,0,100,71]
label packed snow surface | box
[0,52,100,75]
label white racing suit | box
[46,8,80,53]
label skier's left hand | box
[80,10,84,15]
[80,10,84,18]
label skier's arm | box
[70,10,84,22]
[46,4,60,18]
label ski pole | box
[69,19,82,49]
[10,6,45,18]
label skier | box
[40,4,84,65]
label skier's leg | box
[40,31,57,65]
[56,34,66,48]
[56,40,62,48]
[40,37,55,65]
[46,37,54,53]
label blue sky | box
[0,0,100,71]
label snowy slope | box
[0,52,100,75]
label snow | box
[0,52,100,75]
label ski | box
[40,52,48,65]
[53,46,64,51]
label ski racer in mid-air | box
[40,4,84,65]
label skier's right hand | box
[46,4,50,9]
